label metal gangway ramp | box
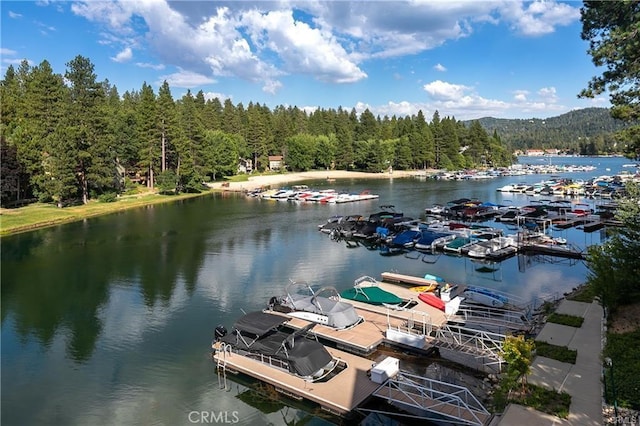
[371,371,491,425]
[432,323,506,372]
[454,305,533,334]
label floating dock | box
[519,242,585,259]
[380,271,440,287]
[214,345,380,416]
[271,309,387,355]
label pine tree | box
[61,55,110,204]
[136,83,159,189]
[19,60,66,201]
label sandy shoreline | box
[207,169,423,191]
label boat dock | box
[271,309,388,355]
[345,281,449,327]
[214,344,380,416]
[270,299,444,356]
[380,271,440,287]
[519,242,585,259]
[215,347,492,424]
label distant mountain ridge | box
[465,107,632,151]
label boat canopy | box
[221,312,334,378]
[284,284,362,329]
[232,311,288,337]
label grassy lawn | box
[604,328,640,410]
[535,341,577,364]
[0,189,215,236]
[547,313,584,328]
[492,383,571,418]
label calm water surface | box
[1,156,631,425]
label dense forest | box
[0,55,514,207]
[470,108,634,155]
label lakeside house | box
[268,155,284,171]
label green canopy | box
[340,286,403,305]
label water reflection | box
[0,156,628,425]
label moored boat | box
[462,286,508,308]
[213,311,341,381]
[268,281,363,330]
[340,276,404,306]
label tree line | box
[473,107,636,155]
[0,55,513,207]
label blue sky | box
[1,1,610,120]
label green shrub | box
[547,313,584,328]
[98,192,117,203]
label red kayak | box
[418,292,445,311]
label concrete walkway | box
[496,300,604,426]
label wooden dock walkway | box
[273,310,388,355]
[380,271,440,287]
[213,346,381,416]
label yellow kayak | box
[409,284,437,293]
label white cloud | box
[111,47,132,63]
[423,80,471,101]
[357,80,577,120]
[501,0,580,36]
[8,11,22,19]
[538,86,558,103]
[67,0,583,103]
[202,92,231,102]
[433,63,447,72]
[34,20,56,36]
[158,68,216,88]
[135,62,165,71]
[242,9,366,84]
[2,58,34,66]
[513,90,529,102]
[262,79,283,95]
[365,100,426,118]
[71,1,134,34]
[1,48,17,56]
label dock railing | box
[373,371,490,425]
[433,323,506,371]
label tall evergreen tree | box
[19,60,66,201]
[334,109,354,169]
[175,90,204,191]
[580,1,640,158]
[157,81,178,173]
[60,55,110,204]
[136,83,159,188]
[356,109,379,142]
[431,110,443,167]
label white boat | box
[462,286,508,308]
[333,190,380,203]
[425,204,446,214]
[268,281,362,330]
[466,236,516,259]
[496,184,515,192]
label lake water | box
[1,156,632,426]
